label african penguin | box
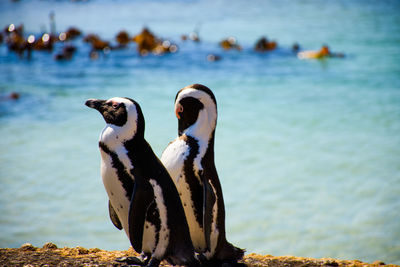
[160,84,245,265]
[85,97,198,267]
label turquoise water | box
[1,0,400,264]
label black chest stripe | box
[182,135,203,227]
[99,141,133,200]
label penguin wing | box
[108,200,123,230]
[202,172,216,252]
[128,175,154,253]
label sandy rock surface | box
[0,243,397,267]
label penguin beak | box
[85,99,106,112]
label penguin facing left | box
[85,97,198,267]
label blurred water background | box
[0,0,399,264]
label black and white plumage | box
[161,84,245,265]
[85,97,197,267]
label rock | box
[20,243,36,251]
[89,248,101,253]
[1,244,396,267]
[65,27,82,41]
[324,260,339,266]
[76,246,89,255]
[43,242,58,249]
[116,31,130,46]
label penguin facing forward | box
[161,84,245,265]
[85,97,197,267]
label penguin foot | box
[146,258,160,267]
[115,256,144,265]
[195,252,208,263]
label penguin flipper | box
[128,178,154,253]
[108,200,123,230]
[203,176,216,252]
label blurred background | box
[0,0,399,264]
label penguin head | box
[85,97,145,141]
[174,84,217,141]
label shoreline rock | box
[0,243,397,267]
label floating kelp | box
[220,36,242,51]
[254,36,277,52]
[297,45,345,59]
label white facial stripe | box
[175,88,216,117]
[108,97,129,105]
[175,88,217,143]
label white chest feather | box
[162,138,204,249]
[161,136,220,256]
[100,149,132,237]
[161,138,190,182]
[100,149,158,255]
[161,137,219,253]
[177,176,206,251]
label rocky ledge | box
[0,243,397,267]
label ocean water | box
[1,0,400,264]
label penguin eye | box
[112,103,120,109]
